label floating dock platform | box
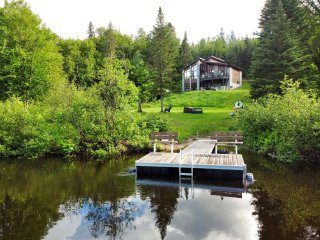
[136,140,247,180]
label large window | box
[184,69,191,80]
[191,64,198,79]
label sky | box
[0,0,266,43]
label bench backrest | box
[210,131,243,141]
[151,132,178,141]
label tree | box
[148,7,179,111]
[58,39,97,88]
[177,31,193,70]
[87,21,95,39]
[96,59,138,144]
[251,0,308,98]
[303,0,320,72]
[0,0,64,101]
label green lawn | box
[143,81,251,142]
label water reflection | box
[0,153,319,239]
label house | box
[182,56,242,91]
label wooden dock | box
[136,140,247,180]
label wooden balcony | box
[201,72,229,81]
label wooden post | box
[153,141,156,153]
[215,144,218,155]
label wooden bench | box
[150,132,178,153]
[210,131,243,155]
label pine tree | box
[87,21,95,38]
[177,31,193,70]
[251,0,308,98]
[303,0,320,72]
[229,31,236,42]
[214,28,226,59]
[149,7,179,112]
[105,22,117,58]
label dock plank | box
[136,140,246,175]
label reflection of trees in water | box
[0,195,62,240]
[85,199,139,240]
[139,186,179,240]
[252,186,320,240]
[0,157,137,240]
[245,151,320,239]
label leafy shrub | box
[0,69,168,159]
[239,78,320,163]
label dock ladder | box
[178,150,194,199]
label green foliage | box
[0,0,64,101]
[225,37,258,76]
[177,32,193,70]
[87,21,95,39]
[148,7,180,111]
[239,77,320,163]
[251,1,310,98]
[0,79,167,159]
[251,0,319,98]
[191,33,257,76]
[58,39,97,88]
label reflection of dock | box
[136,140,247,180]
[136,178,246,199]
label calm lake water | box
[0,151,319,240]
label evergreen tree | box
[303,0,320,72]
[105,22,117,58]
[251,0,308,98]
[177,31,193,70]
[214,28,226,59]
[229,30,236,42]
[87,21,95,38]
[149,7,179,112]
[241,37,257,76]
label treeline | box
[240,0,320,164]
[251,0,320,98]
[57,15,258,103]
[0,1,168,159]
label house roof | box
[182,55,242,71]
[181,57,203,70]
[204,56,225,63]
[228,64,242,71]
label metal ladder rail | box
[179,150,194,199]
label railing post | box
[179,149,182,176]
[235,138,238,155]
[171,142,174,153]
[192,150,194,178]
[153,141,156,153]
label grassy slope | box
[144,81,250,141]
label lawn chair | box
[164,104,172,113]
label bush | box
[0,81,168,159]
[239,78,320,163]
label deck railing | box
[201,72,229,80]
